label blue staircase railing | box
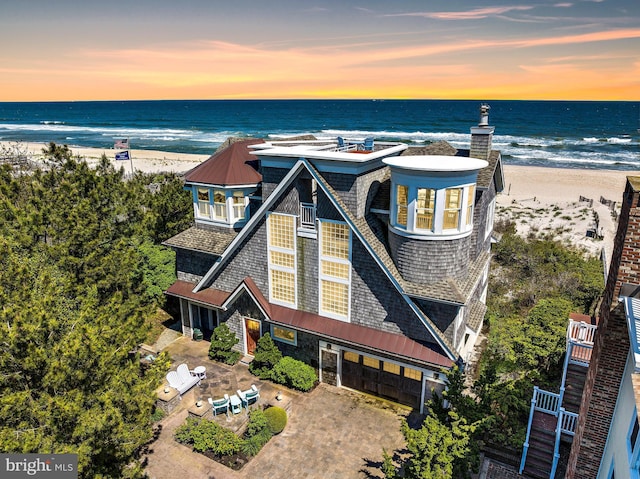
[520,318,595,477]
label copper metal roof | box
[165,277,453,368]
[184,139,263,186]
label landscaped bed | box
[174,406,287,470]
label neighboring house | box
[562,177,640,479]
[164,105,504,412]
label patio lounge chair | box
[208,394,230,417]
[362,137,374,151]
[165,363,200,396]
[336,136,356,151]
[237,385,260,411]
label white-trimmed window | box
[466,185,475,226]
[197,188,211,218]
[271,325,297,345]
[416,188,435,231]
[390,183,476,237]
[233,191,245,220]
[444,188,462,230]
[319,220,351,321]
[396,185,408,227]
[268,213,297,306]
[213,190,227,221]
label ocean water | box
[0,99,638,170]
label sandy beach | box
[499,165,638,261]
[0,141,209,174]
[3,140,636,261]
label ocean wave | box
[41,120,65,125]
[0,122,196,138]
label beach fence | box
[579,196,593,207]
[600,196,616,210]
[600,196,619,221]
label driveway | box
[143,337,411,479]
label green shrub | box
[208,323,241,365]
[174,417,242,457]
[272,356,317,392]
[245,409,269,437]
[150,407,165,423]
[263,406,287,434]
[241,409,273,456]
[241,428,272,456]
[174,417,199,445]
[249,334,282,379]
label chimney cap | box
[479,103,490,126]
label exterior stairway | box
[562,363,587,416]
[522,412,556,478]
[520,317,596,478]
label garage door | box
[340,351,423,409]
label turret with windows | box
[384,155,488,283]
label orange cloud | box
[1,26,639,101]
[386,6,534,20]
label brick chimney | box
[469,103,494,161]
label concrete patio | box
[143,335,413,479]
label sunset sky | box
[1,0,639,101]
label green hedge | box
[271,356,317,392]
[174,417,242,456]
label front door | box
[244,318,261,356]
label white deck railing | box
[567,319,597,344]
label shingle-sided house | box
[164,105,504,412]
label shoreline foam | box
[3,140,637,260]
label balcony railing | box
[300,203,316,230]
[567,319,597,344]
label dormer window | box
[233,191,246,220]
[191,186,251,227]
[213,190,226,221]
[197,188,210,218]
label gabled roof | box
[184,139,263,186]
[191,158,457,360]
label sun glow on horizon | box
[0,2,638,102]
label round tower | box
[383,155,488,283]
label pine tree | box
[249,333,282,379]
[208,323,241,365]
[0,152,176,478]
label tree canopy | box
[0,150,191,477]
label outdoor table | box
[193,365,206,380]
[229,394,242,414]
